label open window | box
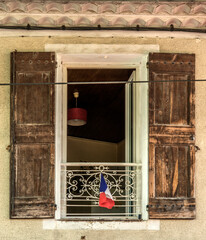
[60,69,143,219]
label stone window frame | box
[44,44,160,229]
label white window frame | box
[45,44,160,222]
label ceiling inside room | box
[67,69,133,143]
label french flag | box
[99,173,115,209]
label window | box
[60,69,142,219]
[10,51,195,220]
[56,54,149,220]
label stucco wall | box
[67,136,118,162]
[0,32,206,240]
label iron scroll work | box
[61,163,142,219]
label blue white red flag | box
[99,173,115,209]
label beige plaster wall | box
[67,136,117,162]
[117,140,125,163]
[0,33,206,240]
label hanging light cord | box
[73,91,79,107]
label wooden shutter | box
[10,52,55,218]
[148,53,195,219]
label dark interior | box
[67,69,133,143]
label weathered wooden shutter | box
[10,52,55,218]
[149,53,195,219]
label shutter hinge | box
[189,135,195,141]
[195,145,200,152]
[6,145,11,152]
[146,62,149,68]
[54,204,57,211]
[51,60,58,68]
[146,204,149,211]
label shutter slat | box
[149,53,195,219]
[149,198,195,219]
[10,52,55,219]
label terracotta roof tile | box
[166,18,182,27]
[82,3,98,13]
[154,4,172,15]
[0,1,205,29]
[172,4,191,15]
[8,1,26,12]
[119,4,135,14]
[147,17,165,27]
[64,3,81,13]
[94,17,109,27]
[112,17,128,27]
[99,3,117,14]
[46,3,64,13]
[137,4,154,14]
[27,3,44,13]
[56,16,73,26]
[19,17,37,25]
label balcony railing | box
[61,162,142,219]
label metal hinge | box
[6,145,11,152]
[146,62,149,68]
[189,135,195,141]
[51,60,58,68]
[195,145,200,152]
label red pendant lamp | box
[68,91,87,126]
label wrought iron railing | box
[61,162,142,219]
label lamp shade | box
[68,108,87,126]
